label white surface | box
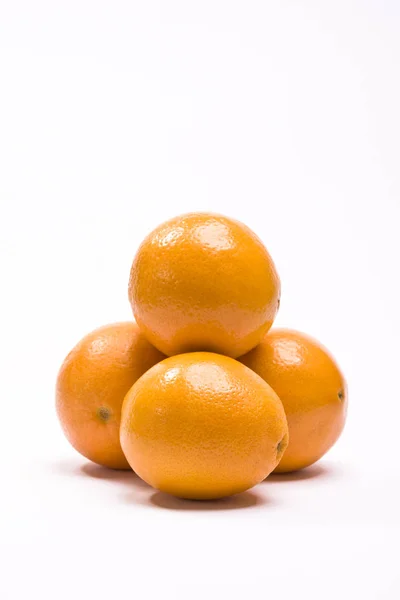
[1,1,399,599]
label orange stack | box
[56,213,347,500]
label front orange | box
[120,352,288,499]
[240,329,347,473]
[128,213,280,358]
[56,322,165,469]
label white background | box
[1,1,399,598]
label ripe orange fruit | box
[56,322,165,469]
[128,213,280,358]
[120,352,288,499]
[240,328,347,473]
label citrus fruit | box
[56,322,165,469]
[120,352,288,499]
[239,328,347,472]
[128,213,280,358]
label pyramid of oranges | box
[56,213,347,500]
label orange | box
[240,328,347,473]
[56,322,165,469]
[120,352,288,499]
[128,213,280,358]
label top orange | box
[128,213,280,357]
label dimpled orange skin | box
[128,213,280,358]
[240,329,348,473]
[120,352,288,499]
[56,322,165,469]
